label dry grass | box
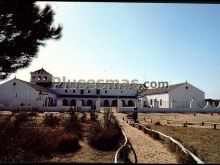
[150,124,220,163]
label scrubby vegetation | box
[87,108,123,151]
[43,114,60,127]
[0,108,124,162]
[0,112,80,161]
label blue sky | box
[1,2,220,99]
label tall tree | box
[0,1,62,79]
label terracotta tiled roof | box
[16,79,55,94]
[31,68,52,76]
[139,83,185,96]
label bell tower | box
[30,68,53,87]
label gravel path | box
[115,113,178,164]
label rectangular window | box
[73,90,75,93]
[80,89,84,95]
[65,89,67,93]
[160,99,162,106]
[96,89,100,95]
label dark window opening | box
[63,99,68,106]
[80,89,84,95]
[73,90,75,93]
[96,89,100,95]
[65,90,67,93]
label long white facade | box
[0,68,206,111]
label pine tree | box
[0,1,62,79]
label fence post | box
[214,124,217,129]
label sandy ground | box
[49,138,115,163]
[138,113,220,129]
[115,113,178,164]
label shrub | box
[154,121,161,125]
[87,120,123,151]
[80,113,87,123]
[57,132,80,153]
[65,115,82,139]
[43,114,60,127]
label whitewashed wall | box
[144,93,169,108]
[169,83,205,108]
[0,79,39,106]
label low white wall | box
[117,107,220,113]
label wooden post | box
[214,124,217,129]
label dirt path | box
[115,113,178,164]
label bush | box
[154,121,161,126]
[87,120,123,151]
[36,129,80,155]
[43,114,60,127]
[0,115,80,161]
[65,116,82,139]
[80,113,87,123]
[57,132,80,153]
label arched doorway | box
[87,99,93,106]
[112,100,117,107]
[70,99,76,106]
[63,99,68,106]
[128,100,134,107]
[104,100,109,107]
[122,100,125,107]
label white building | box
[0,68,206,111]
[139,82,205,108]
[0,68,145,109]
[0,77,56,108]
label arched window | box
[70,99,76,106]
[37,76,41,81]
[63,99,68,106]
[112,100,117,107]
[87,100,93,106]
[104,100,109,107]
[43,76,47,81]
[32,76,36,80]
[128,100,134,107]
